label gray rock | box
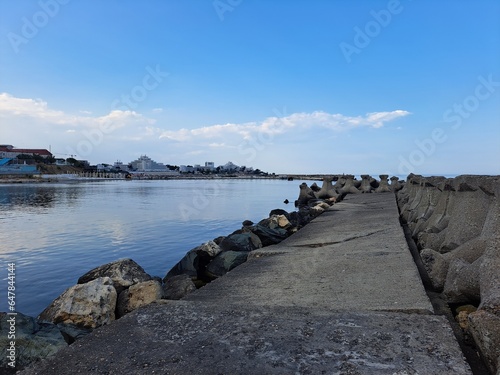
[165,241,222,280]
[0,312,67,370]
[77,258,151,294]
[116,280,163,317]
[251,224,289,247]
[219,232,262,252]
[205,251,249,278]
[162,274,196,300]
[38,277,117,329]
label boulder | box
[219,232,262,252]
[269,208,291,220]
[116,280,163,317]
[289,207,314,229]
[375,175,391,193]
[38,277,117,329]
[251,224,289,247]
[165,241,222,280]
[205,251,249,278]
[77,258,151,294]
[162,274,197,300]
[242,220,254,227]
[0,312,67,370]
[310,204,325,217]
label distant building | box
[179,165,195,173]
[0,145,52,159]
[113,161,129,171]
[204,161,215,171]
[129,155,167,172]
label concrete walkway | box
[21,194,472,374]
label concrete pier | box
[21,194,472,374]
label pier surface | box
[21,194,472,374]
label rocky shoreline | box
[2,174,498,373]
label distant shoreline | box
[0,174,328,184]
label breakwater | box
[3,174,497,374]
[397,174,499,374]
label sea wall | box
[397,174,500,373]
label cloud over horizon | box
[158,110,411,142]
[0,92,411,171]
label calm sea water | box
[0,179,302,317]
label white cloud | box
[159,110,410,142]
[0,92,155,130]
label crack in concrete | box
[293,229,387,248]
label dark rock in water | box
[0,312,67,370]
[251,224,289,247]
[242,220,254,227]
[77,258,151,294]
[165,241,221,280]
[162,274,197,300]
[284,199,289,204]
[219,232,262,252]
[205,251,249,278]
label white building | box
[129,155,167,171]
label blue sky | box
[0,0,499,176]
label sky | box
[0,0,499,176]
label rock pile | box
[397,174,500,374]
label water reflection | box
[0,184,82,212]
